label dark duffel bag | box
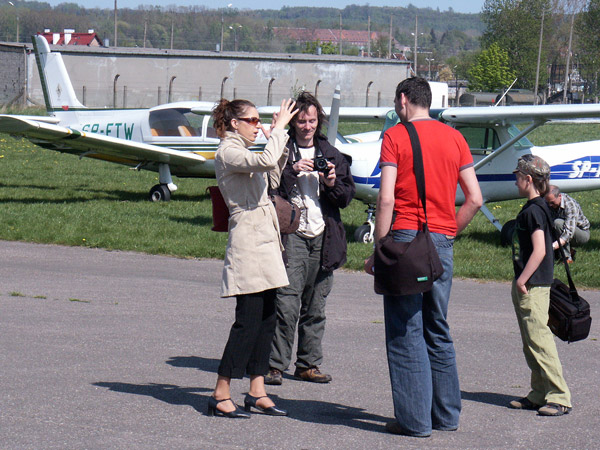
[548,278,592,343]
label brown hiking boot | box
[293,366,332,383]
[264,368,283,385]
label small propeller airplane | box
[2,35,600,244]
[0,35,392,202]
[340,104,600,243]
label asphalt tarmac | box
[1,240,599,449]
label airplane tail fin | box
[327,85,341,146]
[32,35,85,112]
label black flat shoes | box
[244,394,288,416]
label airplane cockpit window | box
[507,125,534,150]
[149,109,200,137]
[205,116,218,139]
[457,126,501,154]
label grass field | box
[1,116,599,287]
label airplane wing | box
[190,105,392,119]
[257,106,392,119]
[0,115,206,166]
[441,104,600,125]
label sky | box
[40,0,485,14]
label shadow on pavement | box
[93,381,389,433]
[93,382,212,413]
[461,390,514,407]
[166,355,220,373]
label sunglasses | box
[237,117,261,126]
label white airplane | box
[0,35,392,202]
[0,35,233,201]
[343,104,600,243]
[3,36,600,245]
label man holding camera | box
[265,91,355,385]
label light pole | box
[8,1,19,43]
[426,57,434,80]
[229,24,242,52]
[221,4,232,52]
[411,16,423,77]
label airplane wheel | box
[149,184,171,202]
[500,219,516,247]
[354,224,373,243]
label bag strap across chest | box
[402,122,430,231]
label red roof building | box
[39,30,103,47]
[273,27,401,52]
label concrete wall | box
[2,42,410,109]
[0,43,27,106]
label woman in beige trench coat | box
[208,98,297,418]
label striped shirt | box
[551,193,590,242]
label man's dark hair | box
[395,77,432,109]
[289,91,326,140]
[548,185,561,197]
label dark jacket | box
[277,135,355,271]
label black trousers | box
[217,289,277,379]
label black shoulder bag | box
[541,205,592,342]
[374,122,444,296]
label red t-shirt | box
[380,120,473,236]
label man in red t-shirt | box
[365,77,482,437]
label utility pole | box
[414,15,418,76]
[220,12,224,51]
[534,8,545,105]
[114,0,118,47]
[563,12,575,104]
[339,11,343,56]
[367,15,371,57]
[388,15,393,59]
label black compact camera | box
[313,156,329,174]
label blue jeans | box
[384,229,460,435]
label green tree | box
[576,0,600,94]
[371,36,388,58]
[302,40,338,54]
[446,51,478,82]
[481,0,550,89]
[467,42,516,91]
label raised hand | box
[271,98,298,130]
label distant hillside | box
[0,2,482,59]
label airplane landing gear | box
[354,204,376,243]
[150,184,171,202]
[149,163,177,202]
[354,224,374,243]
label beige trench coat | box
[215,129,290,297]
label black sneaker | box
[264,368,283,385]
